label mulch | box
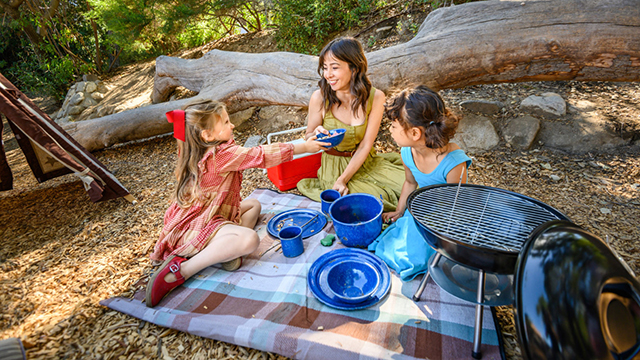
[1,80,640,360]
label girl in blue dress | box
[368,85,472,280]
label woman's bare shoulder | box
[310,89,323,103]
[373,88,386,102]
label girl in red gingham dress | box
[146,99,329,307]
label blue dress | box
[368,147,472,281]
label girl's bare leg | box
[239,198,261,229]
[163,199,262,282]
[163,223,259,282]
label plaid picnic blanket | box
[101,189,505,360]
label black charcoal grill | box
[407,184,569,359]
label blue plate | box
[267,209,327,239]
[308,248,391,310]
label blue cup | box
[321,189,341,215]
[279,226,304,258]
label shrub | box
[273,0,380,54]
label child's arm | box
[382,163,417,223]
[293,136,330,155]
[446,163,468,184]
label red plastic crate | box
[267,152,321,191]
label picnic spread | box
[101,189,505,360]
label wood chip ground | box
[1,83,639,360]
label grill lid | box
[515,221,640,360]
[409,184,566,254]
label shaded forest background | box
[0,0,474,100]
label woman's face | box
[322,51,352,92]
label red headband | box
[166,110,185,141]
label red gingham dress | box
[150,139,294,262]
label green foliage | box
[0,8,94,99]
[273,0,381,54]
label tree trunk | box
[64,0,640,152]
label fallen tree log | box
[64,0,640,152]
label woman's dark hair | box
[385,85,460,150]
[317,37,371,116]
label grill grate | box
[410,186,564,253]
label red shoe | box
[145,255,187,307]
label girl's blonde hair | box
[174,98,227,208]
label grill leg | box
[412,253,441,301]
[472,270,486,359]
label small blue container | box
[329,193,383,248]
[316,128,346,149]
[279,226,304,257]
[320,189,341,215]
[326,259,380,304]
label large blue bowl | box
[326,259,380,303]
[316,128,346,149]
[329,193,383,248]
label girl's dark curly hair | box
[385,85,460,151]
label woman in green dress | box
[297,37,405,211]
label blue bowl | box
[316,129,346,149]
[329,193,383,248]
[326,259,380,303]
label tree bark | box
[64,0,640,152]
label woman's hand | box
[311,125,330,138]
[333,178,349,196]
[382,210,403,224]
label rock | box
[452,114,499,152]
[537,111,626,153]
[96,82,108,93]
[96,105,114,117]
[81,96,98,108]
[571,100,596,112]
[243,135,264,147]
[376,26,393,33]
[460,99,504,115]
[75,81,86,93]
[253,106,306,133]
[230,107,255,127]
[82,74,99,82]
[68,106,84,115]
[68,92,85,106]
[91,92,105,101]
[85,82,97,93]
[520,92,566,118]
[502,115,540,149]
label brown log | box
[65,0,640,152]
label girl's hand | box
[304,136,331,153]
[382,210,403,224]
[333,179,349,196]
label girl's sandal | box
[145,255,187,307]
[221,257,243,272]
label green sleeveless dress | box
[297,88,405,211]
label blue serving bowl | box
[316,128,346,149]
[329,193,383,248]
[326,259,380,303]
